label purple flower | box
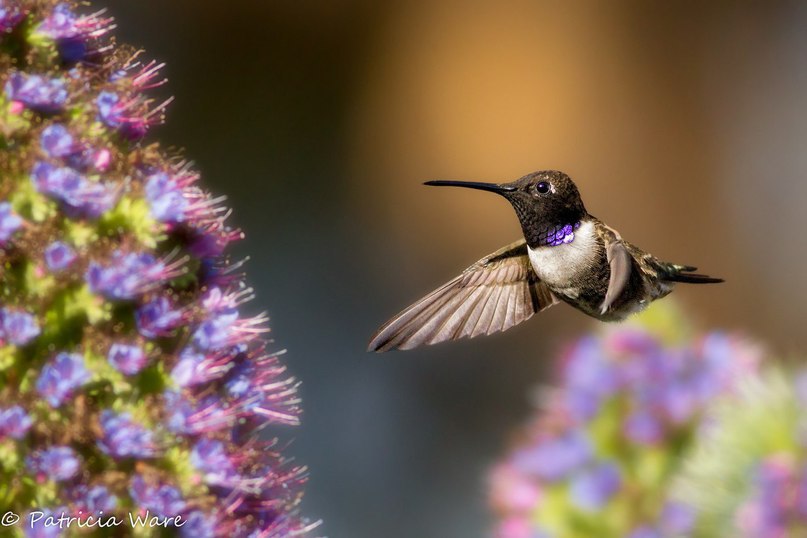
[192,309,240,351]
[40,124,76,158]
[86,251,170,300]
[563,336,621,420]
[27,446,80,481]
[44,241,76,271]
[180,511,217,538]
[628,527,662,538]
[4,72,68,113]
[163,391,196,434]
[512,430,591,482]
[36,4,77,39]
[0,405,33,439]
[660,502,696,534]
[129,475,186,518]
[190,224,244,260]
[70,484,118,513]
[490,325,761,537]
[224,360,255,398]
[193,289,267,350]
[0,3,307,532]
[0,2,23,32]
[662,381,701,424]
[36,4,112,63]
[163,390,237,435]
[605,327,663,357]
[0,201,23,245]
[25,507,68,538]
[146,172,188,223]
[190,439,240,487]
[96,91,122,126]
[31,161,118,218]
[624,411,664,445]
[96,91,152,139]
[570,462,622,511]
[98,410,157,459]
[135,297,183,338]
[0,308,40,346]
[222,353,300,426]
[36,352,90,407]
[107,342,148,375]
[734,455,807,537]
[171,347,232,388]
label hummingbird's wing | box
[368,239,559,352]
[600,240,633,315]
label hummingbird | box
[368,170,723,352]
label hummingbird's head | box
[425,170,588,248]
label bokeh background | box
[101,2,807,536]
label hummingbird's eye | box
[535,181,551,194]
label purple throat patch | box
[541,222,581,247]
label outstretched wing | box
[368,239,559,352]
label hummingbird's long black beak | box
[424,180,516,195]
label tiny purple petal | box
[661,501,696,534]
[628,527,662,538]
[31,161,118,218]
[25,507,68,538]
[36,4,112,62]
[44,241,76,272]
[0,201,23,244]
[180,511,217,538]
[107,343,148,375]
[0,2,23,32]
[163,390,237,435]
[624,411,664,445]
[87,251,168,300]
[4,72,68,113]
[36,352,90,408]
[40,124,75,158]
[36,4,77,39]
[0,308,40,346]
[27,446,80,481]
[70,484,118,512]
[0,405,33,439]
[192,309,239,351]
[190,439,239,487]
[569,462,622,511]
[136,297,182,338]
[95,91,156,139]
[129,475,186,518]
[512,430,591,482]
[662,381,700,424]
[171,347,232,388]
[96,91,121,126]
[98,410,158,459]
[146,172,188,223]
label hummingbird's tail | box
[662,264,724,284]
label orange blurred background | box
[105,1,807,536]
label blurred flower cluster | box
[674,369,807,538]
[489,306,762,538]
[0,1,310,536]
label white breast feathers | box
[527,220,599,287]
